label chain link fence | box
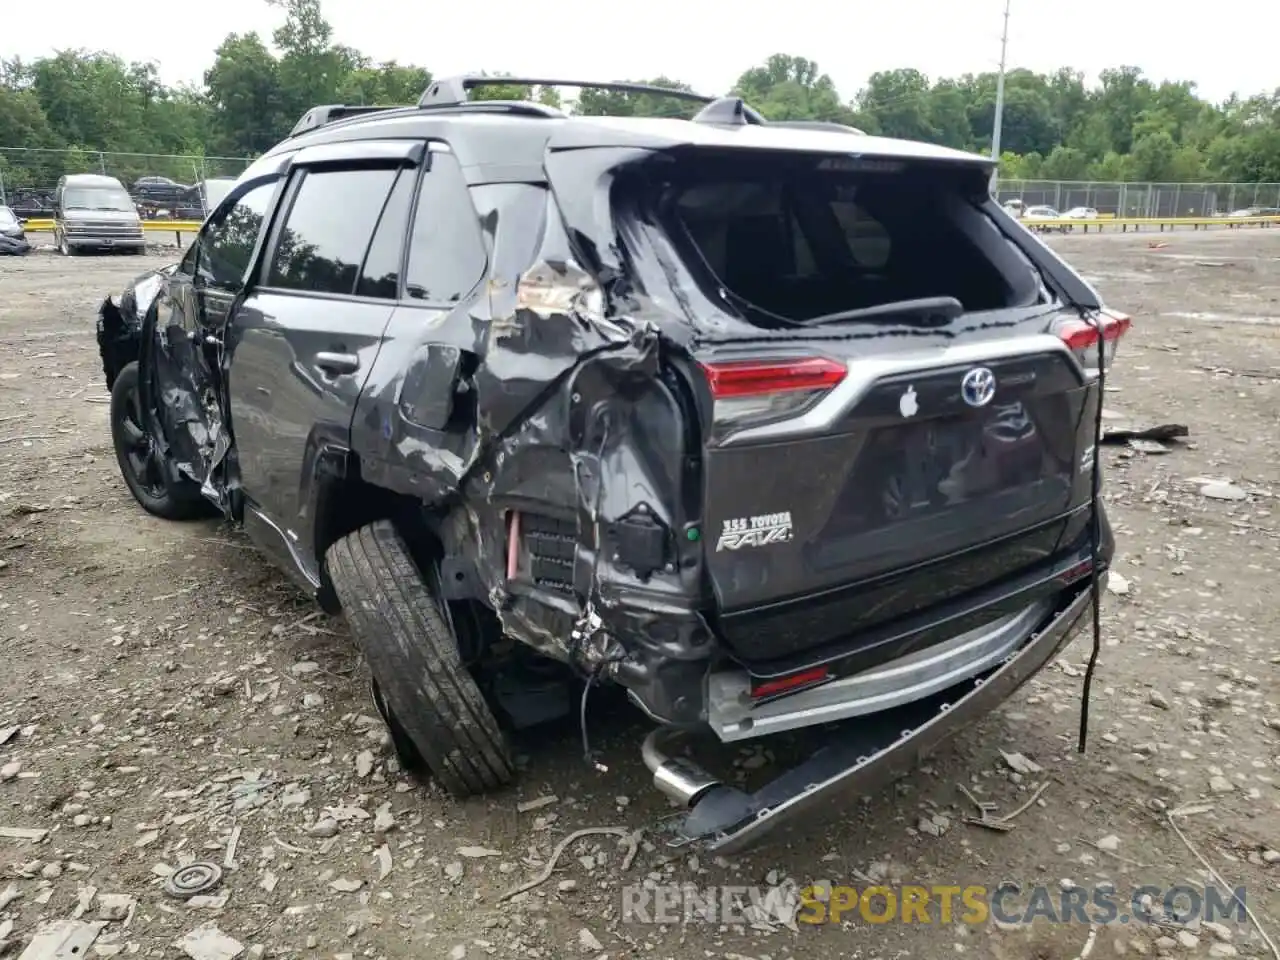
[995,180,1280,218]
[0,147,254,217]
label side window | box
[200,180,277,289]
[355,169,415,299]
[404,153,486,303]
[265,167,398,296]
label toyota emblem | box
[961,367,997,407]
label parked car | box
[132,176,189,206]
[54,174,146,256]
[1062,206,1099,220]
[95,76,1122,853]
[0,205,31,255]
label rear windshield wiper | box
[799,296,964,328]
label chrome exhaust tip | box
[641,729,722,807]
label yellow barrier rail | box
[15,215,1280,237]
[19,219,203,233]
[1027,215,1280,232]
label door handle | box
[315,352,360,375]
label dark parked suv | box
[96,77,1122,852]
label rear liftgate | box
[638,311,1127,854]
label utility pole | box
[990,0,1011,194]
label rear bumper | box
[645,582,1095,854]
[708,597,1054,741]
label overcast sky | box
[8,0,1278,105]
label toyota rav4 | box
[96,76,1121,853]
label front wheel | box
[326,520,516,798]
[109,362,211,520]
[57,232,75,257]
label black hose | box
[1077,313,1107,753]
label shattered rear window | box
[639,152,1042,328]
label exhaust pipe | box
[641,729,722,807]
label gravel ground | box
[1,231,1279,960]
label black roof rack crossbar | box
[418,75,720,109]
[289,104,409,138]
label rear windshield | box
[629,153,1043,328]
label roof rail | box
[767,119,866,135]
[417,75,722,109]
[289,104,408,138]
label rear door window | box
[403,152,486,304]
[265,167,399,296]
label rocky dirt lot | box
[1,230,1279,960]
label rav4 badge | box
[716,512,795,552]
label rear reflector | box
[751,666,831,700]
[701,357,847,398]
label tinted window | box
[267,167,398,296]
[356,169,415,299]
[200,180,278,289]
[404,153,486,303]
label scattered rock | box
[96,894,135,922]
[1208,944,1238,958]
[1107,572,1131,596]
[1000,751,1042,775]
[1175,930,1199,949]
[1148,690,1171,709]
[178,925,244,960]
[516,795,558,814]
[307,818,340,838]
[1095,834,1121,852]
[0,761,21,782]
[448,946,466,960]
[289,661,320,676]
[456,846,501,859]
[329,878,363,893]
[1208,775,1235,794]
[372,803,396,834]
[578,928,604,952]
[1200,922,1232,943]
[354,750,375,778]
[1200,481,1246,501]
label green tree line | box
[2,0,1279,192]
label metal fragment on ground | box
[164,862,224,900]
[16,920,105,960]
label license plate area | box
[833,401,1048,538]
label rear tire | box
[326,520,515,798]
[109,362,210,520]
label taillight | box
[1052,309,1131,375]
[700,356,846,432]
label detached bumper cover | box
[656,584,1094,854]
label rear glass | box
[640,155,1040,327]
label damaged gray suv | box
[97,77,1123,853]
